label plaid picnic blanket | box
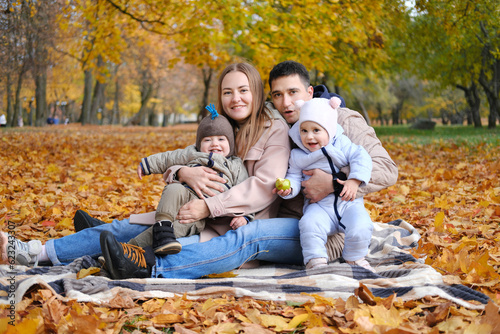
[0,219,490,310]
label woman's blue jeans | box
[153,218,303,279]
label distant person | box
[0,114,6,127]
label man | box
[267,61,397,217]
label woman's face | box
[220,71,253,124]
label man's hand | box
[229,216,248,230]
[177,166,226,198]
[177,199,210,224]
[302,169,334,203]
[337,179,360,201]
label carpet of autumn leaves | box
[1,124,500,333]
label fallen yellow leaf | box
[151,313,183,324]
[76,267,101,279]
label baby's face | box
[299,121,329,152]
[199,135,231,156]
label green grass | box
[373,125,500,146]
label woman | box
[2,62,292,269]
[157,63,291,236]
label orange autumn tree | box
[105,0,243,120]
[57,0,135,124]
[103,0,408,114]
[237,1,408,89]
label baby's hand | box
[337,179,360,201]
[230,216,248,230]
[137,164,145,180]
[272,187,292,197]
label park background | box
[0,0,499,128]
[1,0,500,333]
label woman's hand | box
[177,166,226,198]
[176,199,210,224]
[301,169,334,203]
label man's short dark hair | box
[268,60,310,90]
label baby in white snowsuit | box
[276,97,374,271]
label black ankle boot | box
[152,221,182,255]
[100,231,155,279]
[73,210,106,232]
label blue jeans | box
[44,216,303,279]
[153,218,303,279]
[45,218,150,265]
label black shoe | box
[73,210,106,232]
[100,231,155,279]
[152,221,182,255]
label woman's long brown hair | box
[216,63,272,160]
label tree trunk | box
[376,103,383,126]
[81,69,93,125]
[456,82,481,128]
[482,84,498,128]
[127,81,154,126]
[11,69,25,127]
[48,102,54,118]
[100,85,108,125]
[35,69,48,127]
[140,82,154,126]
[111,65,121,125]
[33,21,49,127]
[90,79,106,124]
[391,100,404,125]
[198,67,213,121]
[477,22,499,128]
[111,83,120,125]
[148,102,158,126]
[67,100,76,123]
[147,90,160,126]
[478,60,499,129]
[356,98,371,126]
[28,100,34,126]
[5,74,14,128]
[440,109,449,125]
[465,108,473,125]
[111,89,120,125]
[487,107,497,128]
[162,109,172,127]
[89,56,106,125]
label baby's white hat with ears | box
[294,97,341,143]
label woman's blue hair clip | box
[205,103,219,119]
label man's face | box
[270,74,314,124]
